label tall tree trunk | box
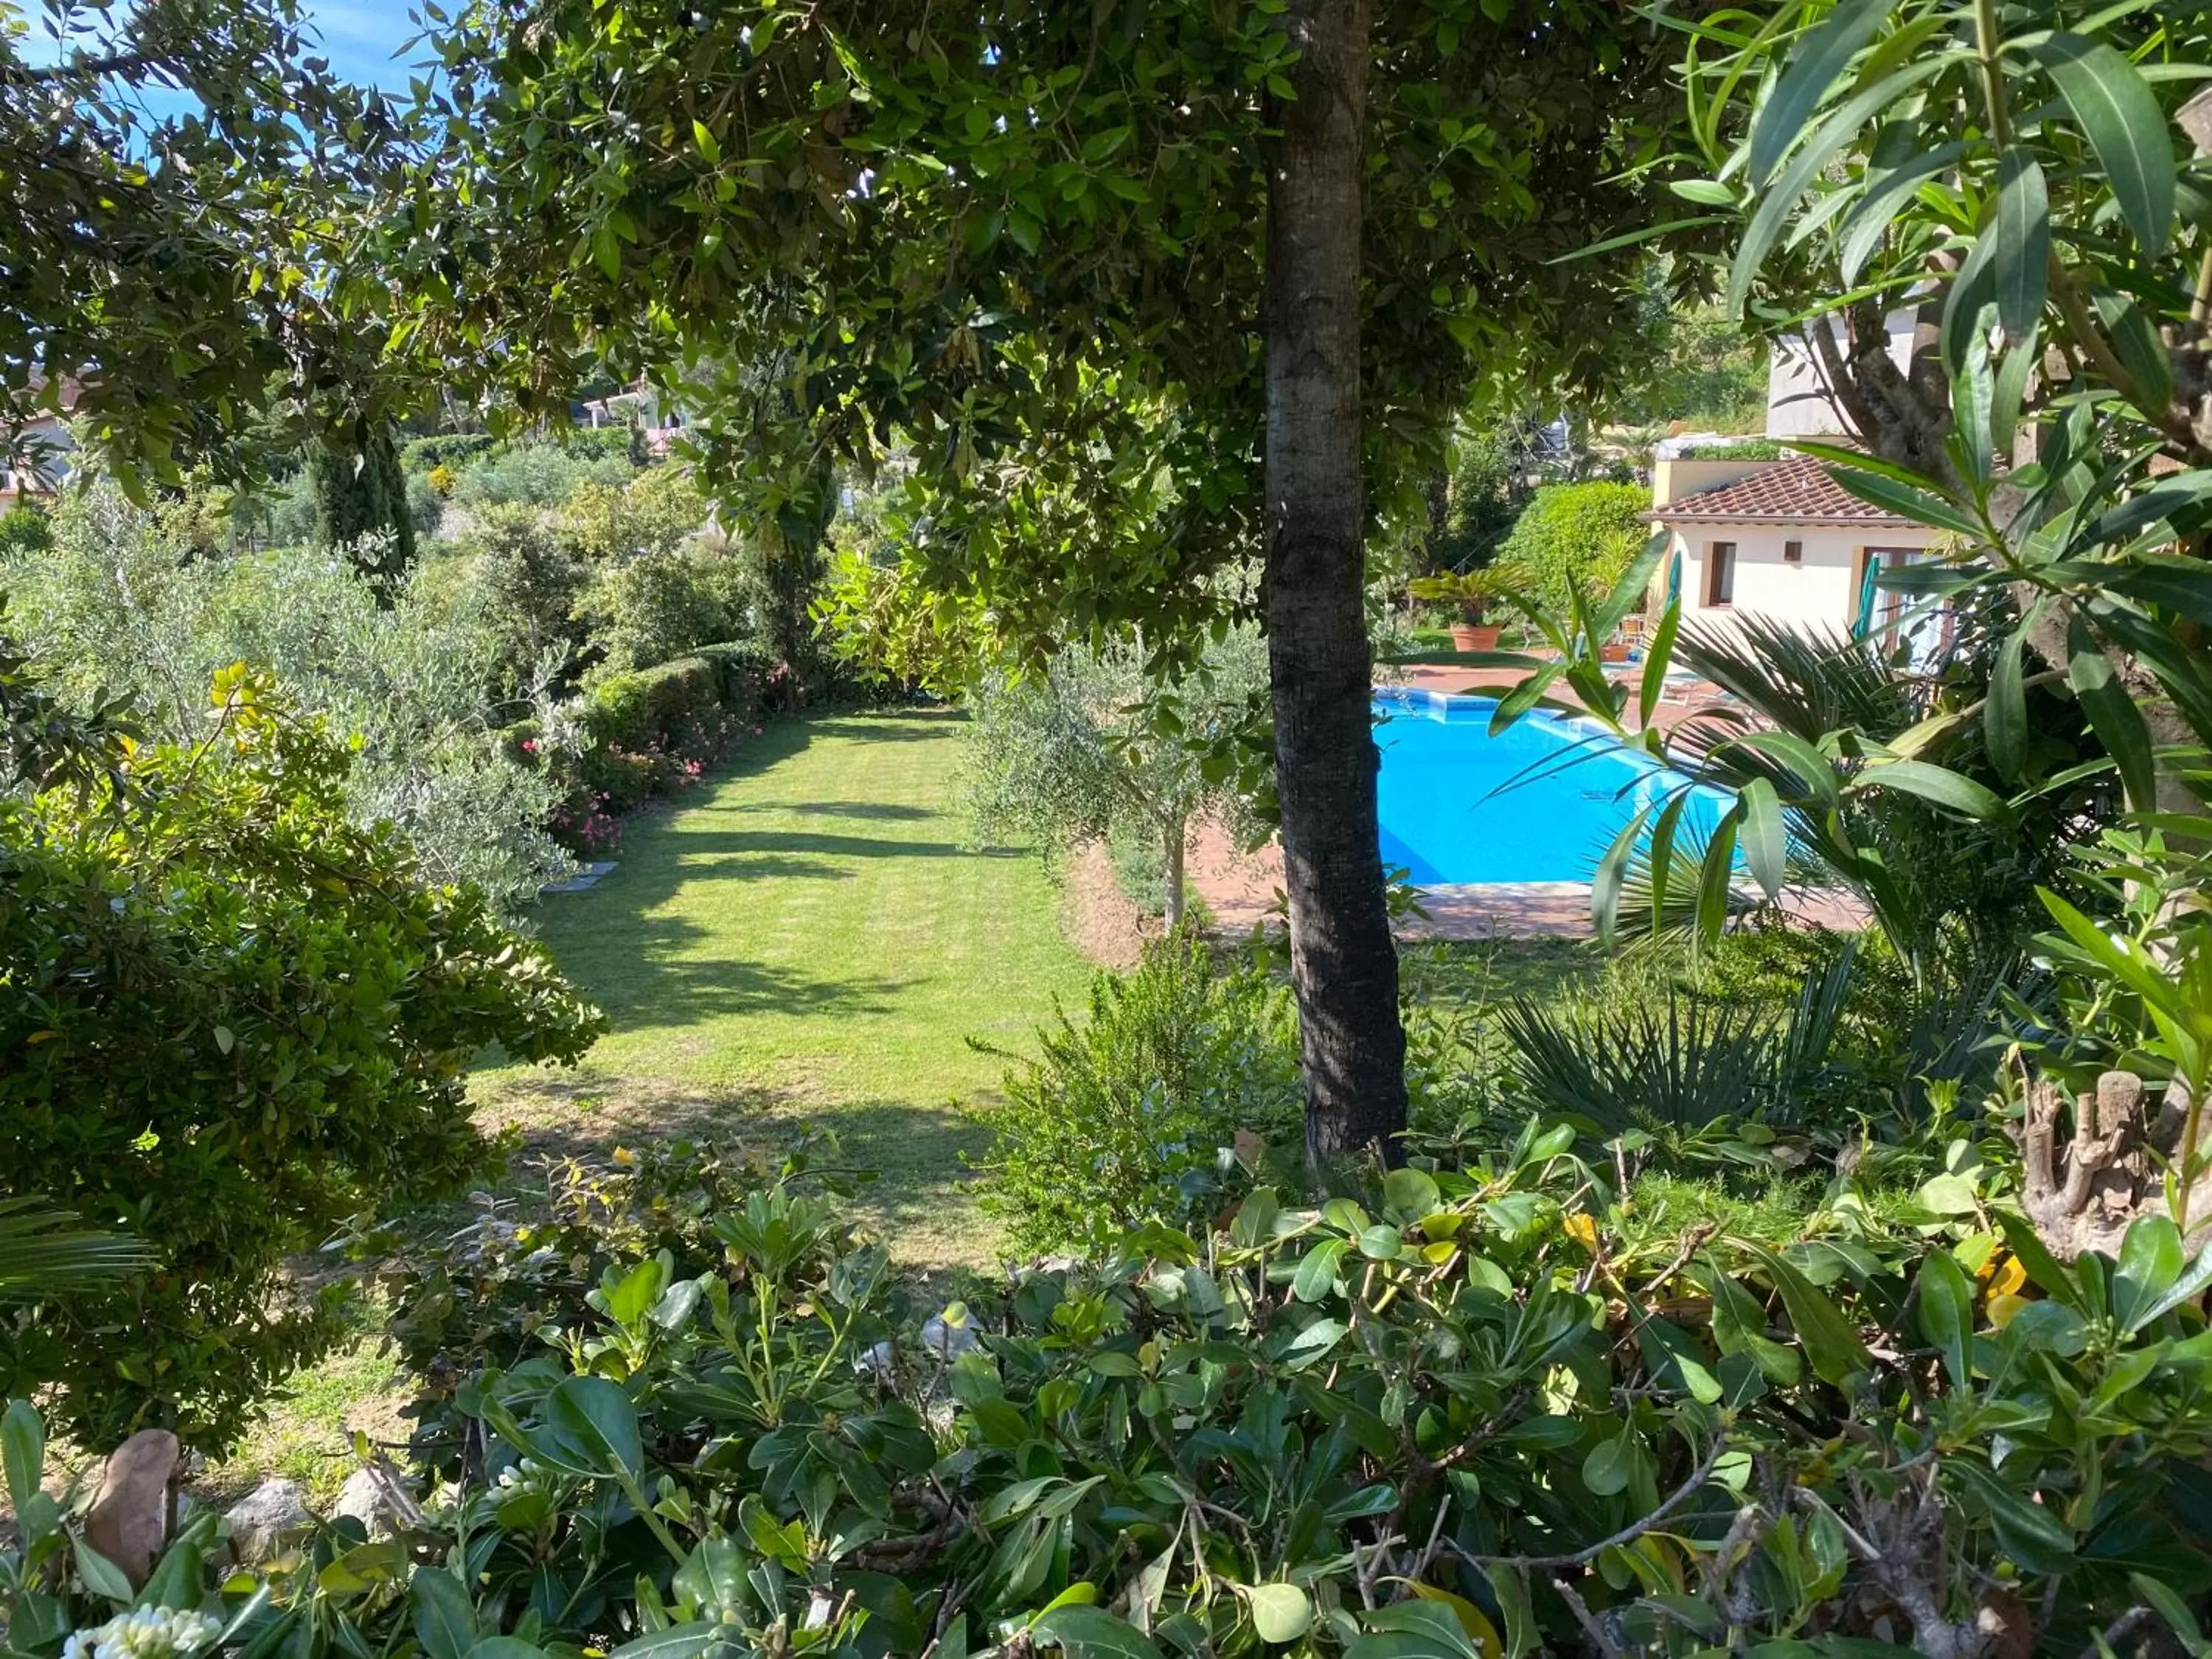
[1162,815,1186,933]
[1263,0,1408,1168]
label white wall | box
[1673,524,1939,640]
[1766,311,1917,439]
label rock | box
[919,1302,978,1361]
[331,1467,416,1538]
[223,1478,314,1562]
[84,1430,179,1588]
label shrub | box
[1494,479,1651,616]
[400,432,498,474]
[7,1113,2199,1659]
[975,934,1304,1254]
[453,444,632,509]
[554,465,707,564]
[572,546,750,674]
[0,671,603,1451]
[457,503,589,690]
[2,484,573,910]
[0,504,51,558]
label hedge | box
[1494,480,1652,617]
[402,427,647,477]
[584,640,779,752]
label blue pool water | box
[1373,689,1732,886]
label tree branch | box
[1455,1432,1728,1572]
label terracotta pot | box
[1450,623,1503,653]
[1599,641,1631,663]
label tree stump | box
[2020,1070,2211,1259]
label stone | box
[331,1467,417,1538]
[83,1430,179,1588]
[223,1478,314,1562]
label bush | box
[0,504,51,558]
[554,465,706,564]
[2,482,573,909]
[0,672,602,1451]
[1495,479,1651,616]
[453,444,632,509]
[400,432,498,474]
[573,546,750,674]
[6,1110,2197,1659]
[456,504,589,690]
[975,935,1304,1254]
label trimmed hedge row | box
[500,641,785,854]
[583,639,780,752]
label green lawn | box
[476,709,1095,1265]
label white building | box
[1644,313,1946,650]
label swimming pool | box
[1372,689,1732,886]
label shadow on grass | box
[479,1069,997,1261]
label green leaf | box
[2067,611,2157,811]
[1986,625,2028,782]
[1637,599,1680,730]
[689,119,720,164]
[2131,1241,2212,1331]
[2,1399,44,1518]
[413,1568,478,1659]
[1952,1461,2075,1573]
[540,1376,644,1478]
[73,1536,135,1604]
[468,1641,552,1659]
[1749,0,1895,184]
[1708,1266,1803,1384]
[1246,1584,1312,1645]
[1997,1212,2081,1309]
[2115,1216,2185,1332]
[1825,467,1986,538]
[1916,1250,1975,1388]
[2032,32,2176,257]
[1742,1245,1869,1385]
[1991,153,2050,338]
[1694,815,1739,945]
[1582,1429,1635,1498]
[135,1538,204,1612]
[1848,759,2004,819]
[1383,1167,1440,1218]
[1739,779,1787,901]
[1031,1605,1166,1659]
[2130,1571,2208,1651]
[1592,802,1653,942]
[605,1624,729,1659]
[1291,1238,1347,1303]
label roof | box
[1646,456,1915,527]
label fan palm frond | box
[0,1198,152,1300]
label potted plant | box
[1408,562,1525,652]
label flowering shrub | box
[507,643,779,856]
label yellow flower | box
[611,1147,636,1166]
[1565,1213,1599,1252]
[1987,1253,2026,1298]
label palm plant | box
[0,1199,150,1300]
[1500,941,1858,1164]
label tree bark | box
[1162,815,1186,933]
[1263,0,1408,1168]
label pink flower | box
[521,738,538,754]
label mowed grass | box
[475,709,1095,1265]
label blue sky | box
[15,0,428,94]
[299,0,428,91]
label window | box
[1783,538,1804,563]
[1706,542,1736,607]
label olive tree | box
[966,628,1270,933]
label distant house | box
[1,380,77,512]
[1644,313,1949,653]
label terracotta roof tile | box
[1647,456,1912,526]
